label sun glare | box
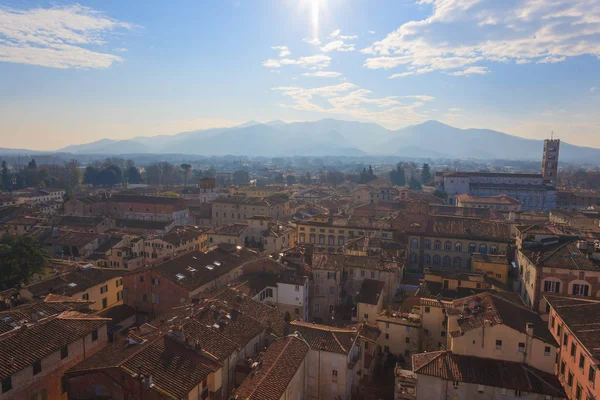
[311,0,320,39]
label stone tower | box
[542,137,560,186]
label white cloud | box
[114,47,128,53]
[330,29,341,38]
[302,71,343,78]
[362,0,600,76]
[272,82,434,127]
[448,66,490,76]
[389,72,415,79]
[0,4,133,69]
[321,40,356,52]
[368,30,376,34]
[272,45,291,57]
[340,35,358,40]
[448,107,463,112]
[262,54,331,69]
[303,37,322,46]
[590,87,598,93]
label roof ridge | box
[331,331,347,353]
[413,351,447,373]
[521,365,565,396]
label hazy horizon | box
[1,0,599,150]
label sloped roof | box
[520,241,600,271]
[289,321,358,354]
[235,335,309,400]
[413,351,565,397]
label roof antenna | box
[551,131,554,140]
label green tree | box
[286,175,297,185]
[421,163,432,184]
[408,177,422,190]
[180,163,192,187]
[389,163,406,186]
[126,166,143,184]
[64,160,82,194]
[83,165,99,186]
[0,234,49,287]
[273,173,284,184]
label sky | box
[0,0,599,151]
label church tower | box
[542,137,560,186]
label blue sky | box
[0,0,599,150]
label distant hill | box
[41,118,600,161]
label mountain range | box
[13,119,600,162]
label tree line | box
[1,158,82,194]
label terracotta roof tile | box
[413,351,565,397]
[290,321,358,354]
[235,335,309,400]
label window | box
[561,360,566,375]
[443,256,451,266]
[434,240,441,250]
[371,271,375,279]
[479,244,487,254]
[580,354,585,370]
[315,304,320,313]
[405,337,410,344]
[452,381,459,388]
[100,285,108,294]
[424,307,430,313]
[571,342,577,358]
[360,270,365,277]
[140,275,144,282]
[91,329,98,342]
[60,345,69,359]
[453,257,461,267]
[433,255,441,265]
[518,342,525,353]
[495,340,502,350]
[1,376,11,393]
[568,371,574,387]
[117,290,123,301]
[61,375,68,394]
[329,286,335,294]
[364,314,369,320]
[332,369,338,382]
[441,331,446,337]
[576,383,582,400]
[468,243,476,253]
[572,283,590,296]
[544,346,551,356]
[454,242,462,252]
[563,332,569,346]
[102,298,108,309]
[116,278,123,287]
[589,366,596,386]
[385,333,390,339]
[411,239,419,249]
[490,246,498,255]
[295,308,300,315]
[444,241,452,251]
[295,285,300,291]
[33,359,42,375]
[82,293,89,300]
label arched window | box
[443,256,451,266]
[425,240,432,250]
[328,235,335,245]
[570,280,591,297]
[410,253,418,264]
[411,239,419,249]
[542,278,562,294]
[319,235,325,245]
[338,236,345,246]
[444,241,452,251]
[424,254,431,265]
[453,257,462,267]
[490,245,498,255]
[299,233,306,243]
[468,243,476,253]
[433,255,441,265]
[479,244,487,254]
[434,240,442,250]
[455,242,462,252]
[309,234,316,244]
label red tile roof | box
[235,335,309,400]
[290,321,358,354]
[0,312,108,380]
[413,351,565,397]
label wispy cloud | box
[272,82,434,127]
[271,45,291,57]
[303,37,322,46]
[0,4,134,69]
[589,87,598,93]
[362,0,600,77]
[368,30,376,34]
[329,29,341,38]
[302,71,343,78]
[321,40,356,52]
[262,54,331,69]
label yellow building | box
[376,310,421,366]
[236,185,288,198]
[471,253,511,284]
[21,266,127,311]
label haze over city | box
[0,0,599,150]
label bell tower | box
[542,135,560,186]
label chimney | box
[526,322,534,336]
